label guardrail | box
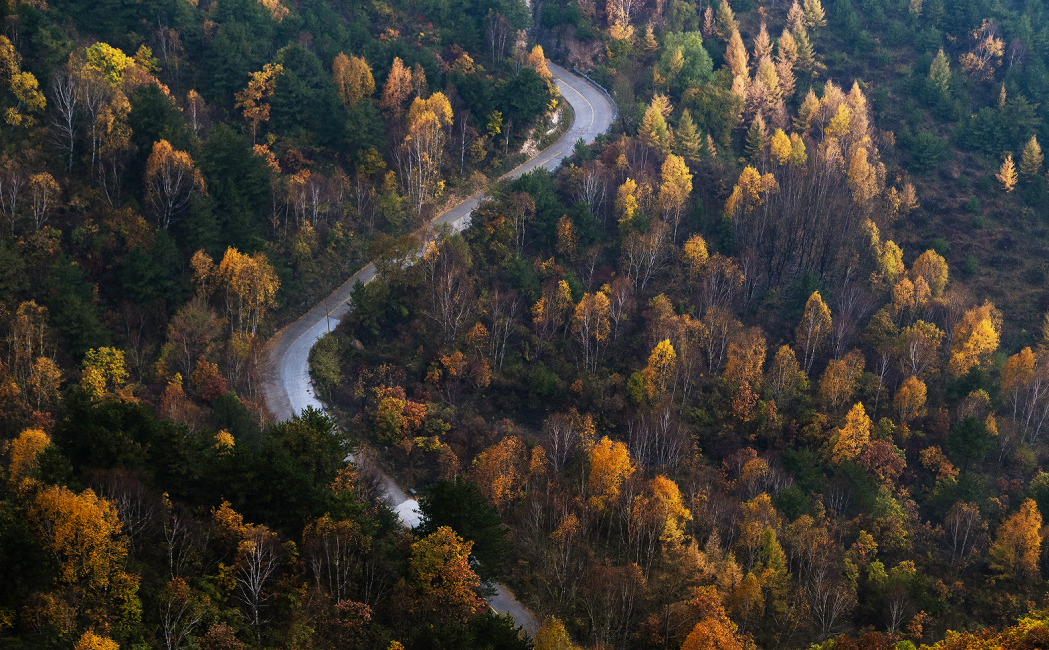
[572,66,619,124]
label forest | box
[5,0,1049,645]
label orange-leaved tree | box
[332,52,374,108]
[234,63,283,143]
[588,436,635,511]
[989,498,1042,580]
[28,485,139,625]
[145,139,206,230]
[7,428,50,486]
[409,526,484,625]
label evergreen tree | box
[929,49,951,98]
[744,113,768,161]
[676,109,701,159]
[1020,135,1043,177]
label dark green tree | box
[418,477,512,582]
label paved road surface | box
[261,63,615,636]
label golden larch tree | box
[997,153,1018,192]
[832,402,871,463]
[715,0,738,39]
[724,29,749,78]
[380,57,413,118]
[803,0,827,29]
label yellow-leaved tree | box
[894,375,928,426]
[403,92,454,215]
[997,153,1018,192]
[948,301,1002,377]
[80,347,129,399]
[989,498,1042,580]
[642,339,678,401]
[534,617,579,650]
[659,153,693,239]
[409,526,485,625]
[588,436,635,511]
[796,291,831,373]
[28,485,139,625]
[1021,135,1044,177]
[7,428,50,486]
[332,52,374,108]
[832,402,871,463]
[615,178,639,228]
[380,57,414,118]
[234,63,283,143]
[75,631,119,650]
[193,247,280,337]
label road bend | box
[261,62,616,636]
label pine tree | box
[803,0,827,30]
[640,100,671,153]
[676,109,701,159]
[744,113,768,161]
[997,153,1018,192]
[716,0,738,40]
[1021,135,1044,177]
[793,28,816,74]
[929,49,951,97]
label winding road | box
[261,62,615,635]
